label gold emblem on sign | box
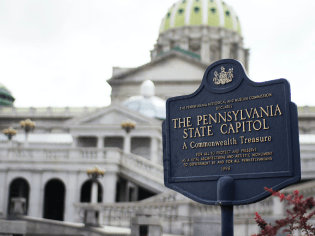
[213,66,234,85]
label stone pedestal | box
[11,197,26,215]
[131,215,162,236]
[84,209,100,227]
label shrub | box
[252,187,315,236]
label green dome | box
[159,0,241,35]
[0,83,15,106]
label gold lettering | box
[187,117,192,127]
[208,125,214,136]
[188,128,194,138]
[228,123,235,134]
[221,124,228,134]
[240,110,246,120]
[253,120,262,131]
[183,142,188,149]
[235,122,241,133]
[178,118,186,128]
[260,106,269,117]
[227,111,232,122]
[218,112,227,123]
[263,119,270,130]
[197,116,202,126]
[172,118,178,128]
[183,129,188,139]
[203,115,208,125]
[200,126,206,137]
[209,114,217,124]
[194,127,201,137]
[245,108,253,119]
[240,136,244,144]
[252,108,260,118]
[232,110,239,121]
[274,104,282,116]
[246,120,253,131]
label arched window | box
[8,178,30,215]
[43,179,65,221]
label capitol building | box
[0,0,314,235]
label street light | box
[3,127,17,140]
[86,166,105,203]
[20,119,36,147]
[121,120,136,133]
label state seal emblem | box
[213,66,234,85]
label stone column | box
[237,47,245,65]
[162,40,171,53]
[28,171,43,218]
[91,181,98,203]
[0,172,8,216]
[97,136,104,159]
[124,134,131,154]
[25,132,29,148]
[150,137,159,163]
[103,173,118,203]
[272,196,285,216]
[179,37,189,51]
[97,136,103,149]
[71,135,78,148]
[221,39,230,59]
[64,173,78,222]
[201,37,210,64]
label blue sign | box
[162,59,301,205]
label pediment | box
[67,105,158,126]
[109,51,208,83]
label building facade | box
[0,0,314,235]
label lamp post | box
[20,119,35,148]
[86,166,105,203]
[3,127,17,148]
[121,120,136,153]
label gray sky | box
[0,0,314,107]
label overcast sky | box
[0,0,314,107]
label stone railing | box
[74,201,189,228]
[0,146,164,186]
[121,152,164,184]
[0,107,99,117]
[73,196,273,232]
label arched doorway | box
[80,180,103,203]
[8,178,30,215]
[43,179,65,221]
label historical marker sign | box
[162,59,301,205]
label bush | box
[252,187,315,236]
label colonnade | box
[72,135,161,163]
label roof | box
[108,49,209,82]
[157,46,201,60]
[159,0,241,35]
